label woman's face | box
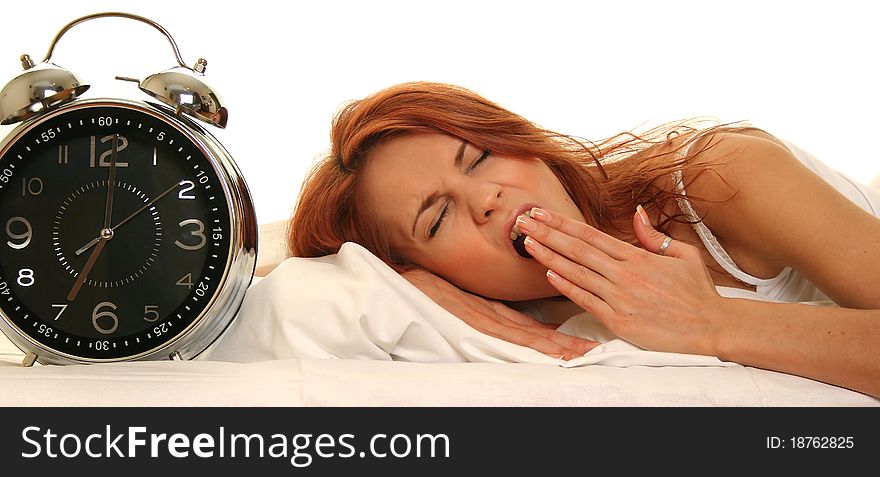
[361,133,586,300]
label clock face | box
[0,101,235,361]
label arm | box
[690,132,880,393]
[520,208,880,397]
[715,298,880,398]
[515,133,880,396]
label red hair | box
[288,81,735,269]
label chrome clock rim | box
[0,98,257,364]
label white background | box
[1,0,877,225]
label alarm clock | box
[0,12,257,365]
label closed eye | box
[467,150,490,173]
[429,203,449,238]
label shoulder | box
[649,126,794,178]
[681,129,880,307]
[671,129,804,274]
[669,128,805,231]
[688,127,793,169]
[678,128,804,203]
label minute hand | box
[74,180,182,256]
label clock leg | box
[21,352,37,367]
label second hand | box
[75,179,182,256]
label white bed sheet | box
[0,351,876,406]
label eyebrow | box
[410,140,468,238]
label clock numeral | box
[51,304,68,321]
[40,128,56,142]
[178,180,196,200]
[37,323,53,337]
[144,305,160,322]
[195,170,209,184]
[0,167,12,184]
[153,322,169,337]
[195,280,210,298]
[95,340,110,351]
[58,144,69,164]
[21,177,44,196]
[16,268,34,287]
[92,301,119,335]
[175,219,206,250]
[90,134,129,168]
[176,273,194,290]
[0,281,9,295]
[6,217,32,249]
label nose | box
[465,180,502,224]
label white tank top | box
[672,135,880,304]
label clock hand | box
[74,179,183,256]
[73,135,119,257]
[109,179,180,231]
[103,134,119,229]
[67,235,108,302]
[75,237,100,257]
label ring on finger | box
[657,236,673,256]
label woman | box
[288,82,880,397]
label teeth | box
[508,208,536,259]
[509,210,533,242]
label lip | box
[504,203,538,257]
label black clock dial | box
[0,102,233,360]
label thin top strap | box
[671,133,776,286]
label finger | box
[474,318,590,360]
[529,207,632,260]
[529,327,599,356]
[516,213,621,280]
[486,301,557,329]
[545,269,615,327]
[490,302,599,355]
[633,205,685,258]
[523,235,615,302]
[471,303,591,359]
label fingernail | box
[516,214,535,233]
[636,204,650,226]
[530,207,550,221]
[523,236,538,249]
[546,269,561,282]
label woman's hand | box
[517,207,725,357]
[402,268,598,360]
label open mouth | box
[509,209,534,259]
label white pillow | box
[206,242,733,368]
[207,242,543,363]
